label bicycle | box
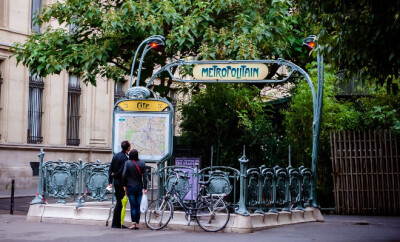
[144,169,230,232]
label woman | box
[122,149,147,230]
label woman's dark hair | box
[121,140,130,152]
[129,149,139,161]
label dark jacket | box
[108,151,129,185]
[122,159,148,188]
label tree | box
[12,0,306,95]
[296,0,400,93]
[282,63,360,207]
[179,84,276,167]
[283,63,359,165]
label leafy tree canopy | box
[12,0,306,91]
[179,84,276,167]
[297,0,400,93]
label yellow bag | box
[121,195,128,226]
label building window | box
[114,81,125,104]
[31,0,42,33]
[27,74,44,144]
[67,74,81,146]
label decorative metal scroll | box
[300,166,313,207]
[205,170,232,195]
[247,165,266,214]
[81,161,110,201]
[247,169,260,207]
[287,167,303,210]
[32,150,317,214]
[42,159,79,204]
[262,168,275,213]
[274,166,289,209]
[200,166,239,197]
[242,165,314,214]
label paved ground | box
[1,191,400,241]
[0,213,399,242]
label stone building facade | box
[0,0,129,190]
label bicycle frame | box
[165,174,227,220]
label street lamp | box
[128,35,165,87]
[302,35,317,52]
[303,35,324,208]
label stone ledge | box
[27,203,324,233]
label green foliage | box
[179,84,276,167]
[282,63,400,207]
[283,63,360,165]
[11,0,306,89]
[355,79,400,132]
[296,0,400,92]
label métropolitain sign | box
[193,63,268,81]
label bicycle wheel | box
[196,197,230,232]
[145,198,173,230]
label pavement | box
[0,188,36,199]
[1,189,400,241]
[0,214,400,242]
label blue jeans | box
[127,186,143,224]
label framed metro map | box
[113,112,170,161]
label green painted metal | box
[81,160,110,201]
[31,149,46,205]
[236,151,250,216]
[199,166,240,207]
[204,170,232,195]
[287,166,304,211]
[128,35,165,88]
[42,159,80,204]
[31,151,113,205]
[166,169,191,200]
[247,165,265,214]
[300,166,313,207]
[261,167,276,213]
[274,166,289,212]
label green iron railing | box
[32,149,313,216]
[31,149,113,205]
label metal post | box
[303,35,324,208]
[236,146,250,216]
[136,45,151,87]
[310,52,324,208]
[31,149,46,204]
[76,159,84,207]
[10,179,15,215]
[157,161,164,200]
[128,35,165,87]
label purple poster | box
[175,157,200,200]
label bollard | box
[10,179,15,215]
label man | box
[108,140,131,229]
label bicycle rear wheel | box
[196,197,230,232]
[145,198,173,230]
